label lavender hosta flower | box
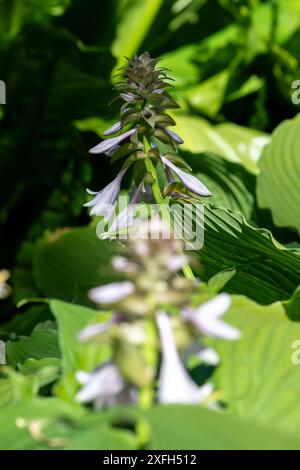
[166,255,187,272]
[84,167,127,220]
[101,183,143,239]
[156,311,213,405]
[77,314,120,342]
[89,128,136,155]
[184,293,241,341]
[89,281,135,305]
[165,129,184,144]
[161,156,211,197]
[105,144,120,157]
[75,363,136,408]
[111,256,139,274]
[120,92,136,102]
[103,121,122,136]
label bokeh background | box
[1,0,300,329]
[1,0,300,451]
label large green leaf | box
[184,64,264,120]
[63,413,136,450]
[0,398,83,450]
[283,286,300,321]
[34,227,118,303]
[186,70,263,118]
[257,114,300,235]
[160,23,241,93]
[160,44,200,90]
[6,325,60,368]
[0,398,78,450]
[49,300,110,401]
[18,358,61,388]
[49,300,102,375]
[36,206,300,306]
[184,152,255,220]
[212,295,300,439]
[147,405,300,450]
[0,304,51,337]
[0,368,38,408]
[0,398,135,450]
[186,69,230,117]
[173,114,270,174]
[0,359,60,408]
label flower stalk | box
[76,219,240,412]
[84,52,211,279]
[77,53,243,446]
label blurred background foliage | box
[1,0,300,449]
[1,0,300,319]
[1,0,300,343]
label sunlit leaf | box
[212,295,300,439]
[257,114,300,235]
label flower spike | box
[84,52,212,233]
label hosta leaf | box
[147,405,300,450]
[226,74,264,103]
[194,203,300,304]
[36,207,300,307]
[1,305,51,336]
[0,368,37,408]
[186,69,230,117]
[173,114,269,174]
[160,44,200,89]
[0,398,135,450]
[212,295,300,439]
[62,413,136,450]
[49,300,110,401]
[49,300,103,375]
[0,398,84,450]
[283,286,300,321]
[184,151,255,220]
[18,358,61,388]
[160,23,240,92]
[257,114,300,235]
[6,326,60,368]
[34,227,118,303]
[207,269,237,294]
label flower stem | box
[182,262,196,281]
[143,138,195,281]
[144,145,164,205]
[139,317,157,410]
[136,316,157,448]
